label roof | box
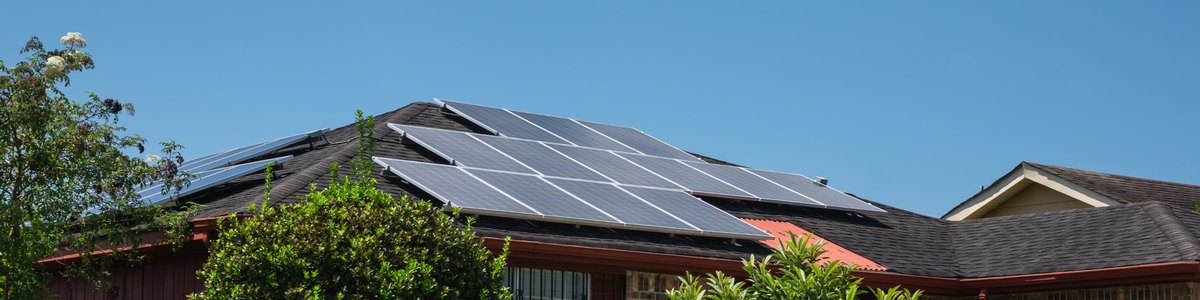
[1025,162,1200,210]
[741,218,889,271]
[175,101,1200,280]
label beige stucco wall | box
[981,184,1092,218]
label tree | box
[666,234,923,300]
[193,112,512,300]
[0,33,196,299]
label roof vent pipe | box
[814,177,829,186]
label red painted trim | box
[483,237,1200,296]
[40,215,1200,297]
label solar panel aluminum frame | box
[374,157,771,240]
[141,155,294,206]
[457,166,771,240]
[612,184,772,239]
[436,98,502,135]
[181,129,328,173]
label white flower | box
[46,56,66,68]
[60,32,87,48]
[145,154,162,163]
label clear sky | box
[4,1,1197,217]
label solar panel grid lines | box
[389,124,536,174]
[577,120,701,161]
[181,129,327,173]
[619,186,771,238]
[545,178,698,232]
[616,152,758,200]
[471,134,611,182]
[142,155,295,205]
[509,110,639,153]
[374,157,541,215]
[682,161,825,207]
[463,168,621,224]
[436,99,571,144]
[544,144,680,189]
[740,168,827,207]
[748,169,886,213]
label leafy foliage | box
[0,34,197,299]
[666,234,923,300]
[193,112,512,300]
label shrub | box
[667,234,922,300]
[192,112,510,299]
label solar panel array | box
[139,129,326,206]
[439,99,701,161]
[389,123,884,214]
[375,100,886,241]
[375,157,768,239]
[139,156,294,205]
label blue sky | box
[3,1,1197,217]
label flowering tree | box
[0,33,197,299]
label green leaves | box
[1,34,197,299]
[193,113,511,300]
[668,233,923,300]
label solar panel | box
[509,111,637,153]
[181,129,326,173]
[683,161,824,207]
[464,169,618,224]
[389,124,535,174]
[579,120,700,161]
[141,156,294,205]
[545,144,679,189]
[439,99,570,144]
[620,186,769,238]
[617,153,755,200]
[374,157,537,214]
[546,178,695,231]
[471,134,611,182]
[749,169,884,213]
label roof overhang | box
[943,163,1122,220]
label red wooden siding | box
[45,246,207,300]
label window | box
[625,271,682,300]
[503,267,591,300]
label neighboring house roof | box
[174,101,1200,281]
[1029,162,1200,209]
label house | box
[43,100,1200,300]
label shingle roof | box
[951,201,1200,277]
[177,101,1200,279]
[1026,162,1200,211]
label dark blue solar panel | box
[510,111,637,152]
[749,169,884,213]
[579,120,700,161]
[141,156,293,205]
[374,157,537,214]
[181,129,324,173]
[390,124,535,174]
[546,178,694,231]
[620,186,770,239]
[546,144,678,189]
[472,135,610,182]
[439,100,569,144]
[683,161,823,207]
[465,169,618,224]
[618,153,755,200]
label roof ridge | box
[1139,202,1200,260]
[1024,161,1200,189]
[264,102,435,208]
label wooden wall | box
[45,244,207,300]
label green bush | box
[667,234,922,300]
[192,113,510,300]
